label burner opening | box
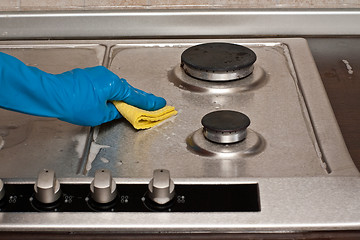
[201,110,251,144]
[181,42,256,82]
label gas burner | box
[181,42,256,81]
[202,110,250,144]
[169,43,266,94]
[169,64,266,94]
[186,111,265,158]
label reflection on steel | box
[170,65,266,93]
[182,64,254,81]
[187,128,265,158]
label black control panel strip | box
[0,184,260,212]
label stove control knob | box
[0,179,5,201]
[34,169,61,204]
[147,169,175,205]
[90,169,117,204]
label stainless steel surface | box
[147,169,175,205]
[182,63,254,81]
[1,9,360,39]
[0,44,105,178]
[89,39,358,178]
[203,127,247,144]
[90,169,117,204]
[34,169,61,204]
[0,38,358,232]
[171,64,266,94]
[188,128,264,158]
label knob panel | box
[0,183,260,212]
[147,169,175,205]
[34,169,61,204]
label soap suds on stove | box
[342,60,354,74]
[92,126,100,141]
[86,142,110,171]
[0,136,4,150]
[73,132,110,172]
[73,133,87,159]
[149,114,178,130]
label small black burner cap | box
[201,110,251,144]
[181,42,256,72]
[201,110,250,132]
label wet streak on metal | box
[77,44,111,176]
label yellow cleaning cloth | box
[112,101,177,130]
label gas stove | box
[0,38,359,233]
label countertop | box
[307,37,360,170]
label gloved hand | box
[0,52,166,126]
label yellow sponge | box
[112,101,177,130]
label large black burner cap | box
[201,110,250,132]
[181,42,256,72]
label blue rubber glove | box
[0,52,166,126]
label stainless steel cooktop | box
[0,38,359,233]
[0,39,357,179]
[90,39,350,178]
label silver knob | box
[0,179,5,201]
[147,169,175,205]
[34,169,61,204]
[90,169,117,204]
